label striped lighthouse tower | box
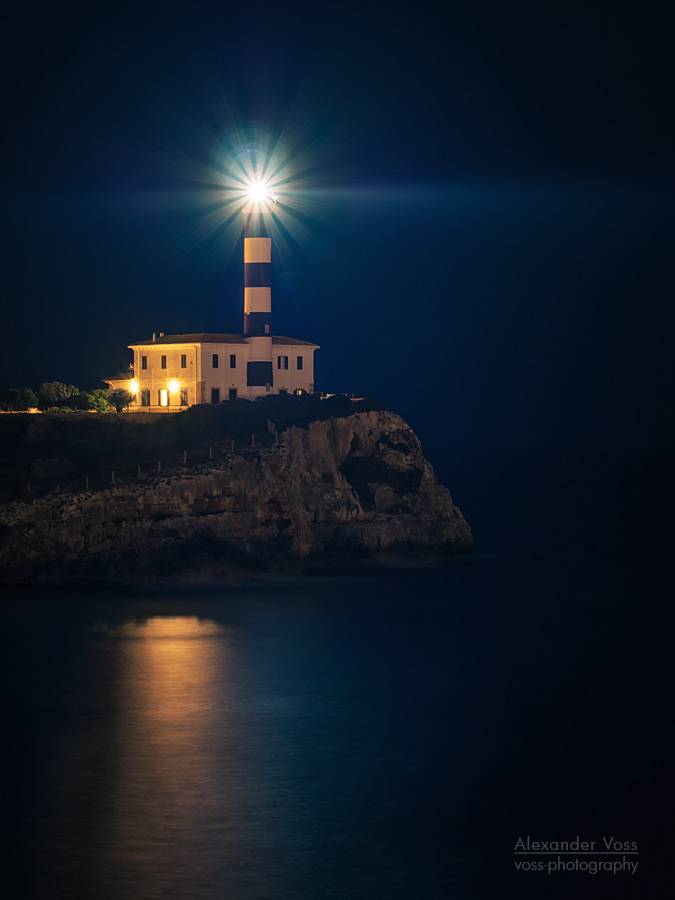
[243,195,274,392]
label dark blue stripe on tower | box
[244,312,272,336]
[244,214,269,239]
[244,263,272,287]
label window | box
[228,388,237,400]
[277,356,288,370]
[229,354,236,369]
[161,355,167,369]
[141,356,147,370]
[212,354,219,368]
[297,356,303,370]
[180,389,188,407]
[141,390,150,407]
[181,354,187,368]
[265,325,270,334]
[159,389,168,407]
[211,388,220,405]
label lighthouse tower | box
[243,187,275,393]
[119,177,318,410]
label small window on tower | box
[297,356,303,370]
[265,325,270,334]
[141,356,147,370]
[212,354,219,368]
[230,354,236,368]
[161,355,167,369]
[181,354,187,368]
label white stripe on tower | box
[243,210,273,389]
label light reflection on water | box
[97,617,236,898]
[3,556,657,900]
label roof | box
[129,333,248,347]
[128,333,319,348]
[272,335,320,348]
[102,373,133,383]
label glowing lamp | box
[246,180,277,204]
[130,380,138,394]
[169,381,179,392]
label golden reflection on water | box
[98,616,236,895]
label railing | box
[1,430,276,504]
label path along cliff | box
[0,411,473,582]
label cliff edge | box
[0,411,473,582]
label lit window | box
[212,354,219,368]
[159,389,168,406]
[230,354,236,368]
[161,355,167,369]
[181,354,187,368]
[141,356,147,370]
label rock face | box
[0,412,473,582]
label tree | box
[19,388,38,409]
[109,389,133,413]
[0,389,21,411]
[62,393,92,411]
[0,388,39,411]
[86,389,111,413]
[38,382,79,410]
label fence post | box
[85,476,89,491]
[137,465,141,478]
[183,450,187,464]
[251,434,255,446]
[230,440,234,452]
[157,460,161,473]
[209,446,213,458]
[27,482,31,495]
[111,470,115,484]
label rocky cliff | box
[0,411,473,582]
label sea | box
[2,449,669,899]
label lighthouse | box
[116,176,319,409]
[243,182,275,391]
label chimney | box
[159,332,164,338]
[152,333,156,342]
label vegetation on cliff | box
[0,395,390,502]
[0,408,472,582]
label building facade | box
[111,332,317,411]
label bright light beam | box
[246,180,277,205]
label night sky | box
[3,0,673,461]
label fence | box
[5,428,277,504]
